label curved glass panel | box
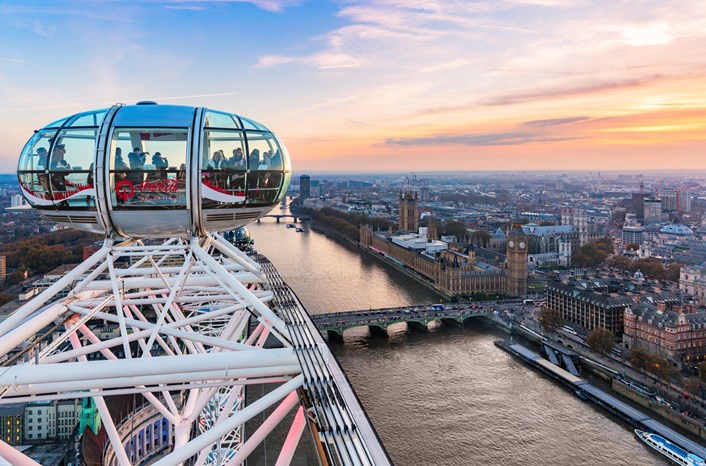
[17,129,58,206]
[67,109,107,127]
[245,132,281,170]
[240,117,269,131]
[109,128,188,210]
[246,171,282,205]
[201,130,247,209]
[48,129,98,208]
[275,171,291,203]
[44,117,69,129]
[276,138,293,172]
[245,131,282,206]
[204,110,239,129]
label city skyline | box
[1,0,706,172]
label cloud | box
[481,75,664,106]
[155,0,302,13]
[522,116,591,127]
[386,132,582,146]
[0,57,34,65]
[163,5,205,10]
[254,52,361,69]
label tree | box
[5,269,27,286]
[608,255,633,272]
[629,346,649,373]
[443,221,467,241]
[539,307,563,332]
[648,355,677,383]
[586,328,615,355]
[684,376,703,396]
[666,264,681,283]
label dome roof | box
[660,224,694,236]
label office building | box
[644,198,661,225]
[662,191,677,212]
[300,174,311,199]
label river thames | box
[249,218,667,465]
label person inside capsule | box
[50,144,70,192]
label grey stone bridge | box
[258,214,311,223]
[310,302,517,339]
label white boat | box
[635,430,706,466]
[286,223,295,229]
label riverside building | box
[546,273,680,336]
[623,303,706,364]
[360,224,527,297]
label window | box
[244,131,284,206]
[22,128,98,209]
[109,128,189,210]
[17,130,58,206]
[201,130,247,209]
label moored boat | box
[635,429,706,466]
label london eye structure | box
[2,103,390,465]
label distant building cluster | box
[359,191,528,297]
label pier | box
[497,341,706,460]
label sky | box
[1,0,706,173]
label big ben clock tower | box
[506,225,528,297]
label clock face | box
[519,241,526,249]
[508,240,515,248]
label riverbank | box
[301,217,450,301]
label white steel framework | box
[0,233,389,465]
[0,234,302,465]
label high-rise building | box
[398,191,419,232]
[662,190,677,212]
[11,194,24,208]
[505,226,528,297]
[644,198,661,225]
[680,190,692,213]
[630,193,645,221]
[300,174,311,199]
[420,187,430,202]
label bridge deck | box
[312,303,493,332]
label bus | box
[561,325,578,336]
[522,299,536,306]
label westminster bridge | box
[310,301,526,338]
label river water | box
[249,217,667,465]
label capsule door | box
[106,126,192,237]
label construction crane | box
[655,177,665,198]
[676,184,698,212]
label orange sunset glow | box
[1,1,706,172]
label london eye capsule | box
[17,103,292,237]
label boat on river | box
[635,429,706,465]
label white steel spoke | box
[0,233,386,466]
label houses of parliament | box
[359,191,528,297]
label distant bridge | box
[258,214,311,223]
[311,302,520,338]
